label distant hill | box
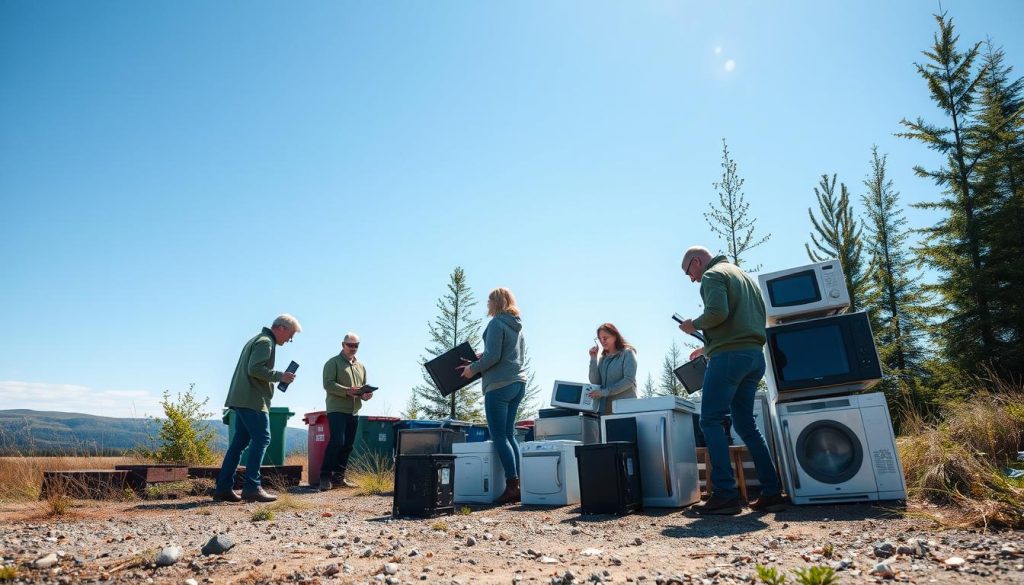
[0,409,307,456]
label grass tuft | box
[264,493,312,513]
[0,565,18,580]
[250,508,274,522]
[456,505,472,516]
[792,566,838,585]
[429,520,449,532]
[755,565,786,585]
[347,452,394,496]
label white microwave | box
[758,260,850,324]
[549,380,601,413]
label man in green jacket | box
[319,332,374,491]
[678,246,786,515]
[214,314,301,503]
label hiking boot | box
[211,489,242,503]
[339,477,358,489]
[319,476,333,492]
[693,493,742,515]
[240,487,278,503]
[495,478,521,505]
[749,492,789,512]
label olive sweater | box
[224,327,282,413]
[322,354,367,414]
[692,255,768,357]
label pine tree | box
[898,11,999,373]
[659,340,685,397]
[408,267,485,421]
[641,373,659,398]
[704,139,770,269]
[860,146,931,417]
[806,174,870,312]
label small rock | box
[610,556,623,566]
[563,569,576,582]
[155,546,181,567]
[184,579,199,585]
[361,547,374,558]
[582,548,603,557]
[871,563,895,579]
[705,568,719,577]
[466,537,477,547]
[633,538,644,546]
[540,556,559,564]
[1000,545,1019,558]
[384,563,399,575]
[945,557,967,568]
[201,535,234,556]
[874,541,896,559]
[386,578,399,585]
[33,553,59,569]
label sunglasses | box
[685,257,698,275]
[344,343,360,348]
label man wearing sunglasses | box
[320,332,374,490]
[678,246,786,515]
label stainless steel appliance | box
[534,411,600,444]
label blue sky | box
[2,1,1022,426]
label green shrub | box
[144,384,217,466]
[755,565,786,585]
[792,566,838,585]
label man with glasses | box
[214,314,301,503]
[320,332,374,490]
[677,246,786,515]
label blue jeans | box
[484,382,525,479]
[216,407,271,492]
[699,349,781,499]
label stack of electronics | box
[392,427,464,517]
[757,260,907,505]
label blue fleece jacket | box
[468,312,528,393]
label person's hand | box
[679,319,697,334]
[588,345,598,358]
[456,364,474,379]
[689,347,704,361]
[475,352,483,359]
[587,390,603,399]
[281,372,296,384]
[361,392,374,401]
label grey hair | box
[272,313,302,332]
[343,332,360,344]
[681,246,712,270]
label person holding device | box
[677,246,785,515]
[586,323,638,415]
[214,314,301,503]
[456,287,527,504]
[320,332,374,491]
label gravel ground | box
[1,488,1022,585]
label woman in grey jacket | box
[588,323,638,415]
[457,287,527,504]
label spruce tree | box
[704,139,770,269]
[659,340,685,397]
[806,174,870,312]
[641,373,659,398]
[898,11,999,373]
[408,267,485,421]
[860,146,931,416]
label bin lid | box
[303,411,327,425]
[269,406,295,417]
[363,416,401,422]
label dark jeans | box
[484,382,526,479]
[321,412,358,480]
[699,349,781,500]
[216,407,271,492]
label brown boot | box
[495,478,520,504]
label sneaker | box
[319,477,333,491]
[749,492,789,512]
[339,477,358,489]
[693,494,742,515]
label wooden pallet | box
[189,465,303,489]
[41,470,129,499]
[114,464,189,490]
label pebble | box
[582,548,603,557]
[200,535,234,556]
[156,546,182,567]
[384,563,399,575]
[945,556,967,568]
[466,536,477,547]
[874,541,896,558]
[33,553,59,569]
[871,563,895,579]
[324,564,340,576]
[184,579,198,585]
[361,547,374,558]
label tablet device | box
[354,385,379,396]
[277,361,299,392]
[423,342,481,397]
[673,356,708,392]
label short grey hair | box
[272,313,302,332]
[343,332,360,344]
[681,246,712,271]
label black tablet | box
[674,356,708,392]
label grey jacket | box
[469,312,528,393]
[588,348,638,415]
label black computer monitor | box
[423,342,481,397]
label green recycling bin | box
[349,416,400,467]
[224,407,295,466]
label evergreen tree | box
[806,174,870,312]
[641,373,659,398]
[146,384,217,466]
[898,12,999,373]
[659,340,685,397]
[860,146,931,416]
[704,139,770,269]
[408,267,485,421]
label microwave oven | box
[758,260,850,324]
[549,380,602,413]
[766,311,881,401]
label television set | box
[766,311,881,401]
[758,260,850,324]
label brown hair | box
[487,287,521,317]
[596,323,635,353]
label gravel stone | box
[156,546,182,567]
[200,535,234,556]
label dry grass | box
[284,452,307,483]
[348,452,394,496]
[0,455,151,502]
[898,384,1024,529]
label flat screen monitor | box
[423,342,481,397]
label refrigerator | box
[602,396,700,508]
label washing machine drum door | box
[795,420,864,484]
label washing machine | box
[452,441,505,504]
[520,440,581,506]
[772,392,905,504]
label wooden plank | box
[114,465,188,487]
[41,470,129,499]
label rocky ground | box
[1,488,1022,585]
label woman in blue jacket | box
[587,323,638,415]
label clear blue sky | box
[2,1,1022,426]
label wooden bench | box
[696,445,749,501]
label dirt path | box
[1,489,1022,584]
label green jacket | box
[322,353,367,414]
[692,255,767,357]
[225,328,281,413]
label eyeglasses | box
[344,343,360,348]
[685,257,698,275]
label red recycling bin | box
[303,411,330,487]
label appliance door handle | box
[555,457,562,488]
[782,419,801,490]
[659,417,673,496]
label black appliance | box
[574,442,642,515]
[423,342,481,396]
[392,454,456,517]
[396,428,465,455]
[673,356,707,393]
[537,407,589,418]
